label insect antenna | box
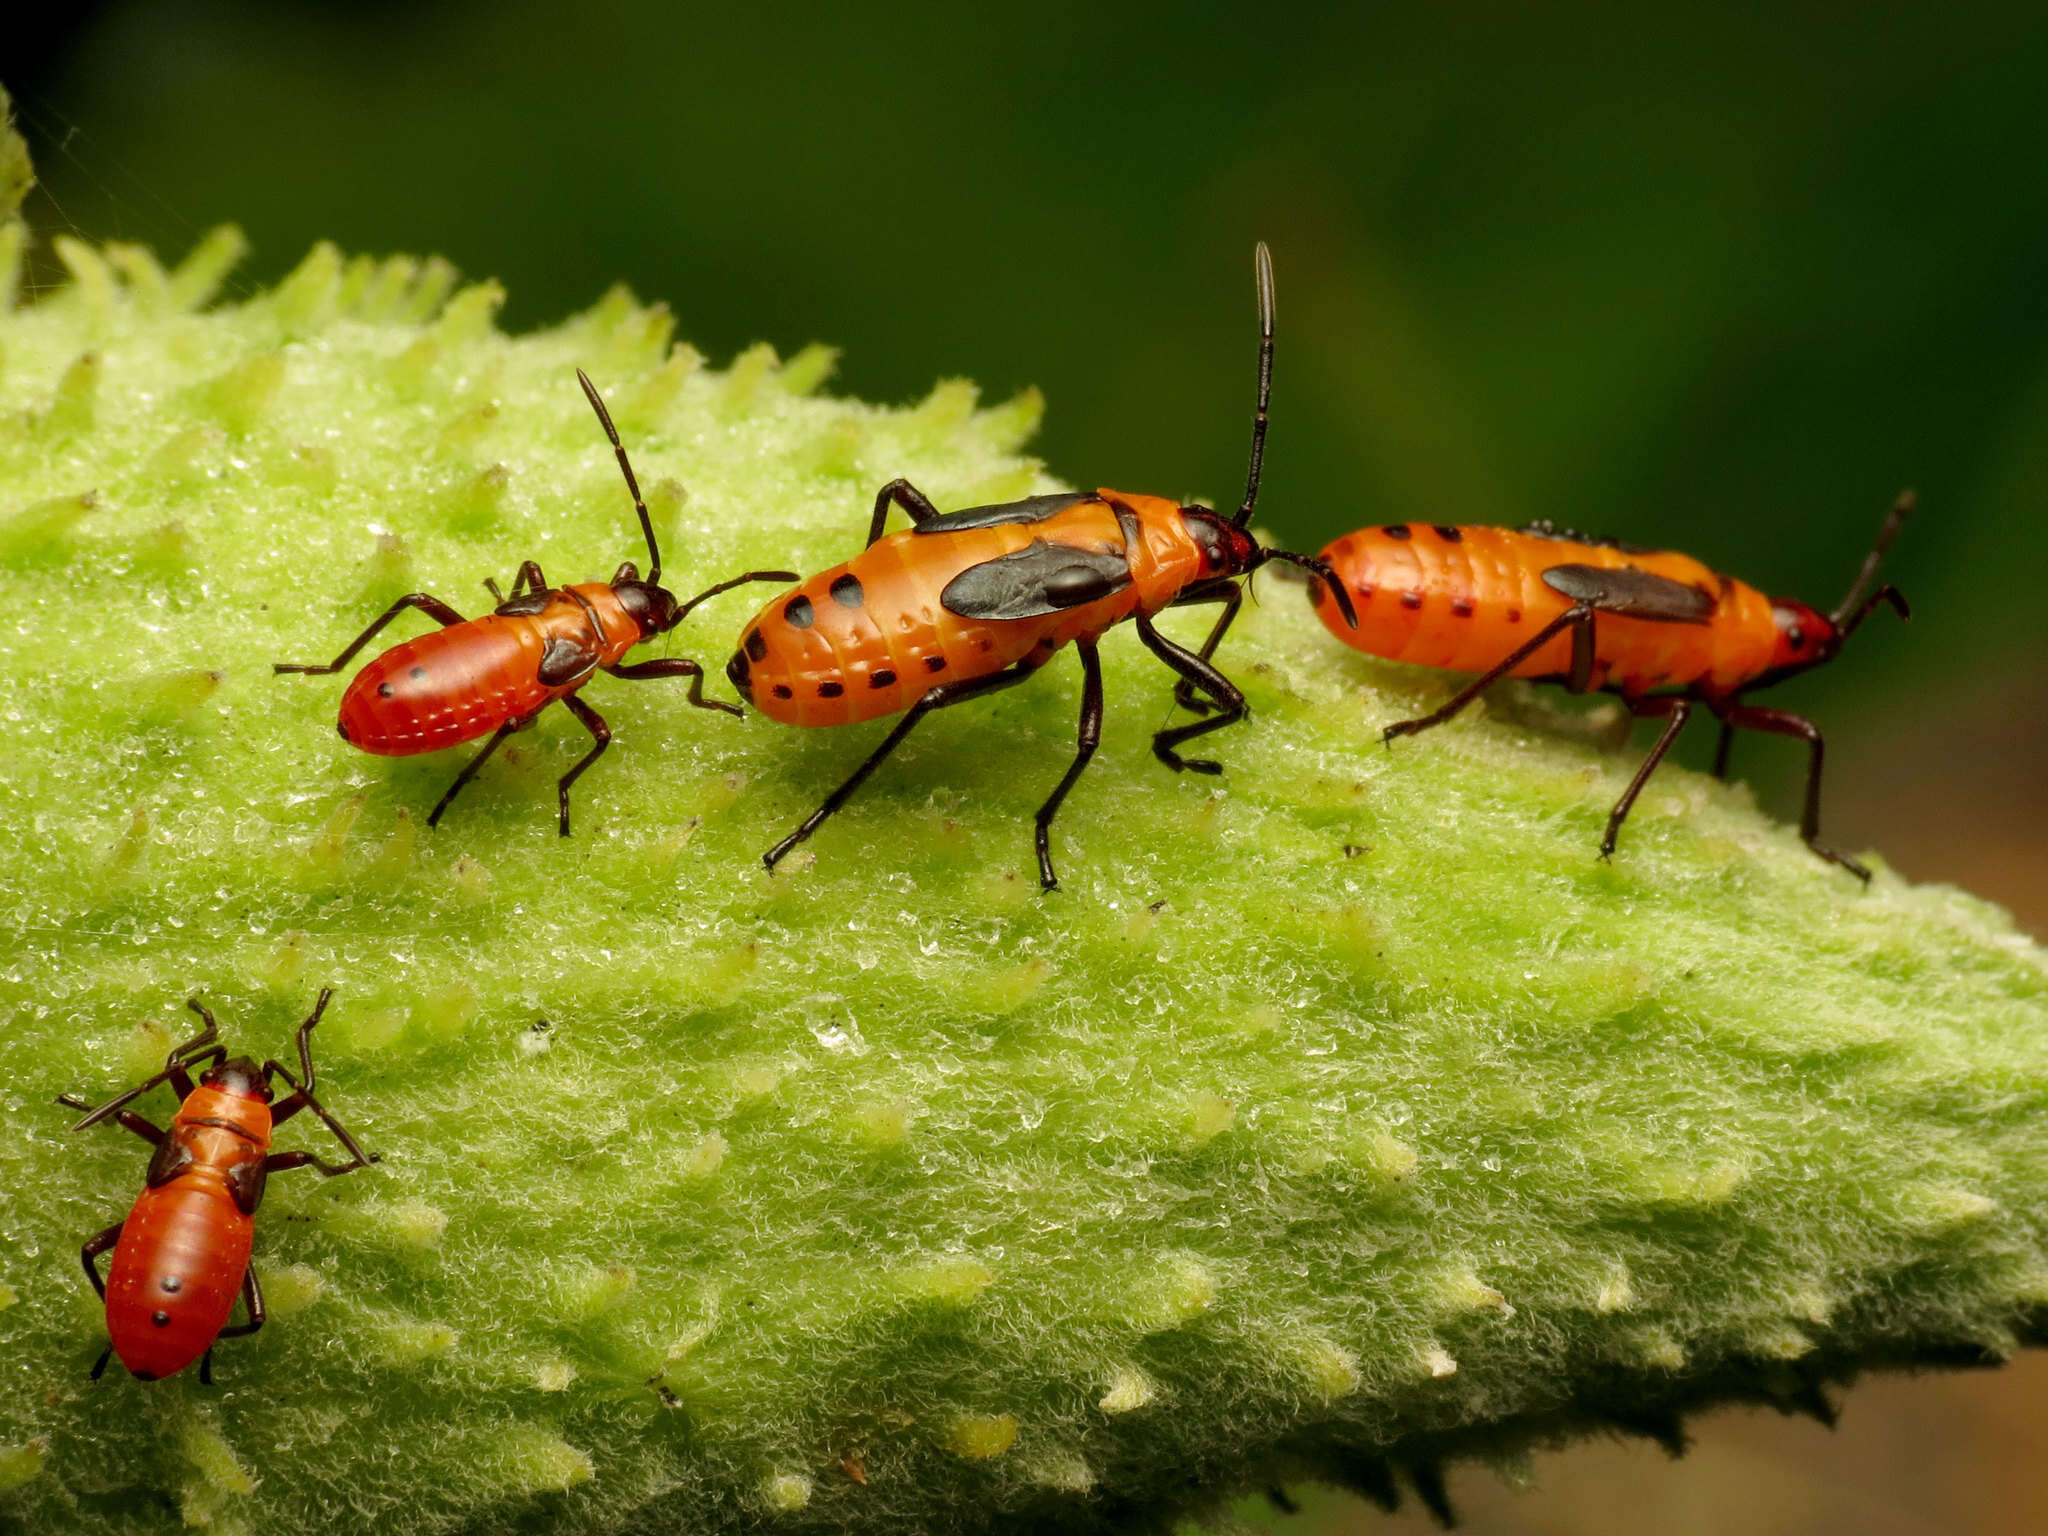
[671,568,803,627]
[1830,488,1915,640]
[65,1003,223,1131]
[1264,548,1358,628]
[577,368,662,586]
[1231,241,1276,531]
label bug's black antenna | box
[1830,488,1915,635]
[577,368,661,586]
[1231,241,1276,531]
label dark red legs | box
[556,694,611,837]
[1711,721,1737,781]
[1601,696,1693,858]
[1710,700,1867,880]
[427,719,523,828]
[1135,614,1248,774]
[483,561,550,606]
[262,990,378,1171]
[273,594,467,676]
[865,478,944,547]
[1168,578,1244,716]
[1033,639,1103,888]
[607,656,737,713]
[1383,602,1599,744]
[765,661,1043,878]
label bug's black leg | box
[1134,615,1249,774]
[1166,577,1245,716]
[80,1222,121,1301]
[64,1004,223,1133]
[865,478,944,547]
[200,1351,213,1386]
[264,991,378,1169]
[1713,701,1868,880]
[483,577,505,603]
[1033,639,1104,890]
[607,657,740,715]
[273,594,467,675]
[1600,695,1693,859]
[764,662,1041,872]
[90,1347,113,1381]
[1383,602,1596,743]
[214,1266,266,1346]
[555,694,611,836]
[165,1001,226,1099]
[426,719,521,829]
[1711,720,1737,781]
[510,561,547,599]
[59,1097,166,1146]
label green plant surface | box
[3,116,2048,1535]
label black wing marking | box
[916,491,1097,535]
[538,634,603,686]
[1541,563,1716,624]
[1519,519,1664,557]
[144,1134,195,1189]
[940,540,1133,621]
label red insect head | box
[1765,598,1837,675]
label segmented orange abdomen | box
[1311,523,1779,693]
[737,494,1199,727]
[104,1085,270,1380]
[337,585,637,754]
[106,1180,254,1379]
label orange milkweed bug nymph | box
[1300,496,1913,877]
[61,989,377,1384]
[725,243,1358,890]
[275,371,797,834]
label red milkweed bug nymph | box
[275,371,797,834]
[726,243,1358,890]
[1299,496,1913,877]
[60,989,377,1384]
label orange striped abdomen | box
[736,496,1195,727]
[1311,523,1778,693]
[106,1175,254,1379]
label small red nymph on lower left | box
[61,989,378,1384]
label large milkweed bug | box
[275,372,796,834]
[61,989,377,1384]
[725,243,1357,889]
[1299,497,1913,877]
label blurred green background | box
[10,2,2048,1530]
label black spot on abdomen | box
[818,681,845,698]
[744,629,768,662]
[870,669,896,688]
[724,650,753,702]
[830,574,864,608]
[1433,525,1463,542]
[784,595,815,629]
[1382,524,1412,540]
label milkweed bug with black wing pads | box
[1304,495,1913,876]
[726,243,1357,889]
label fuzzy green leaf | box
[2,124,2046,1535]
